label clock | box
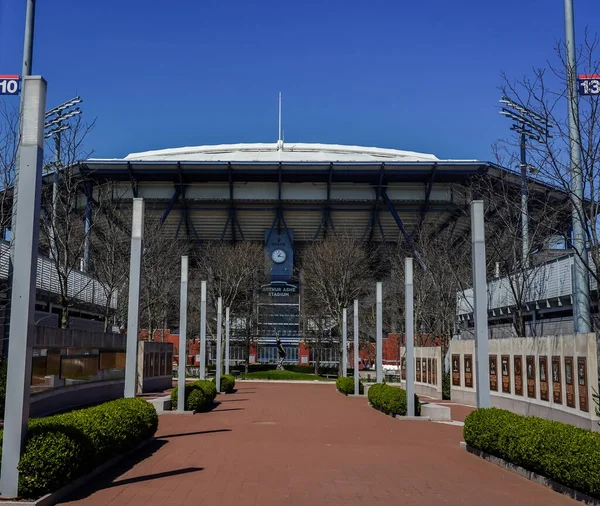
[271,249,287,264]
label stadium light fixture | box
[499,96,554,267]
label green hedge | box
[0,398,157,498]
[214,374,236,393]
[336,376,364,395]
[464,408,600,498]
[170,380,216,411]
[367,383,421,416]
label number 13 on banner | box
[0,75,20,95]
[579,75,600,96]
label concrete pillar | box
[342,308,347,377]
[376,281,383,383]
[0,76,46,498]
[354,300,359,395]
[199,280,207,379]
[472,200,490,408]
[225,306,230,375]
[216,297,222,391]
[177,256,188,412]
[405,258,415,416]
[124,198,144,398]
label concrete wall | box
[450,333,600,431]
[137,341,173,393]
[382,346,443,399]
[30,379,124,417]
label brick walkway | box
[59,382,578,506]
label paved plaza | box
[59,382,578,506]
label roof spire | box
[277,92,284,151]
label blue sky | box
[0,0,598,161]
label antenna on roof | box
[277,92,283,151]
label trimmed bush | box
[0,398,158,498]
[367,382,421,416]
[336,376,364,395]
[463,408,600,498]
[194,380,217,403]
[214,374,236,393]
[187,388,208,411]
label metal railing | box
[457,253,597,316]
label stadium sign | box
[578,74,600,96]
[0,75,20,95]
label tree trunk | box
[61,307,68,329]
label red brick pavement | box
[58,382,578,506]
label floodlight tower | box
[499,96,553,267]
[43,97,82,260]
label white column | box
[199,280,207,379]
[354,300,359,395]
[472,200,490,408]
[342,308,348,377]
[124,198,144,398]
[216,297,223,391]
[376,281,383,383]
[0,77,46,498]
[177,256,188,412]
[405,258,415,416]
[225,306,230,375]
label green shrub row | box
[171,380,217,411]
[336,376,364,395]
[367,383,421,416]
[463,408,600,498]
[0,398,158,498]
[214,374,236,393]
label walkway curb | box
[460,442,600,505]
[0,437,155,506]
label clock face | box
[271,249,287,264]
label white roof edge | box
[87,142,481,164]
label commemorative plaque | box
[422,359,427,384]
[489,355,498,391]
[565,357,575,408]
[501,355,510,394]
[526,355,536,398]
[539,356,549,401]
[464,354,473,388]
[578,357,588,412]
[432,358,437,386]
[452,354,460,386]
[552,356,562,404]
[416,357,421,382]
[427,358,432,384]
[514,356,523,396]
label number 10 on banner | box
[0,75,20,95]
[579,75,600,96]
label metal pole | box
[520,131,529,267]
[124,198,144,398]
[354,299,359,395]
[199,280,207,379]
[472,200,490,408]
[405,258,415,416]
[216,297,222,392]
[564,0,592,334]
[21,0,35,77]
[342,308,347,377]
[177,256,188,412]
[225,307,230,375]
[0,76,46,498]
[376,281,383,383]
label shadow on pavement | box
[218,398,249,403]
[158,429,232,439]
[206,407,245,413]
[102,467,204,489]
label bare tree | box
[300,235,374,374]
[195,241,266,371]
[495,33,600,331]
[39,116,100,328]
